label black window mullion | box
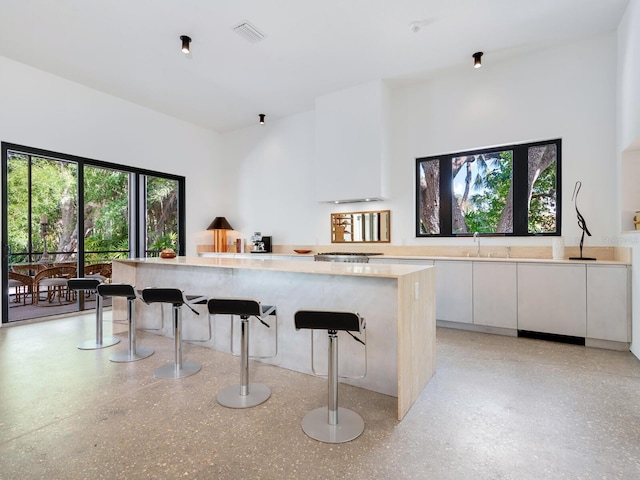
[27,155,33,262]
[554,140,562,236]
[177,177,186,256]
[512,146,529,235]
[137,173,144,258]
[1,145,8,323]
[77,161,85,276]
[440,157,453,236]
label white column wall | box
[0,56,222,256]
[618,0,640,151]
[617,0,640,357]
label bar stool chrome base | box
[69,278,120,351]
[154,360,202,379]
[110,346,154,363]
[77,337,120,350]
[302,407,365,443]
[217,382,271,409]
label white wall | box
[395,33,617,249]
[617,0,640,357]
[224,33,618,251]
[618,0,640,151]
[0,56,221,256]
[219,110,327,245]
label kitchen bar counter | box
[112,256,436,420]
[126,255,431,276]
[200,252,630,265]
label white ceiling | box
[0,0,629,133]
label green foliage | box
[6,153,180,262]
[149,232,178,252]
[456,150,556,234]
[463,152,512,233]
[83,166,129,258]
[7,155,78,257]
[528,161,557,233]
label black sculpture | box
[569,181,596,261]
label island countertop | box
[113,256,436,420]
[117,255,432,278]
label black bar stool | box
[97,283,154,363]
[294,310,366,443]
[141,287,208,379]
[68,278,120,350]
[208,298,277,408]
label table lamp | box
[207,217,233,252]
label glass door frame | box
[1,142,185,324]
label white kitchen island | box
[112,256,435,420]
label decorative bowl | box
[293,249,312,254]
[160,248,177,258]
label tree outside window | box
[416,139,560,237]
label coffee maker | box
[250,232,272,253]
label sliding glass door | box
[2,143,185,323]
[144,176,180,256]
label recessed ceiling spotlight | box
[180,35,191,54]
[259,114,265,125]
[473,51,483,68]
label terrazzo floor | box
[1,312,640,479]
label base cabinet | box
[586,265,630,342]
[435,261,473,324]
[231,255,630,347]
[517,263,587,337]
[473,262,517,329]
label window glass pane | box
[418,159,440,234]
[84,165,130,267]
[31,156,78,264]
[528,144,557,233]
[6,153,30,264]
[452,151,513,234]
[145,176,179,256]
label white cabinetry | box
[473,262,517,329]
[586,265,630,342]
[517,263,587,337]
[435,260,473,324]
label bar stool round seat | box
[208,298,277,409]
[294,310,366,444]
[141,287,207,379]
[97,283,154,363]
[68,278,120,350]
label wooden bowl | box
[293,249,312,254]
[160,248,177,258]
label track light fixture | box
[259,114,265,125]
[180,35,191,54]
[473,51,483,68]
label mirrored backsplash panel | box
[332,210,390,243]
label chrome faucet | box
[473,232,480,257]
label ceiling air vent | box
[233,21,266,43]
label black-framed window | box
[2,142,186,323]
[416,138,561,237]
